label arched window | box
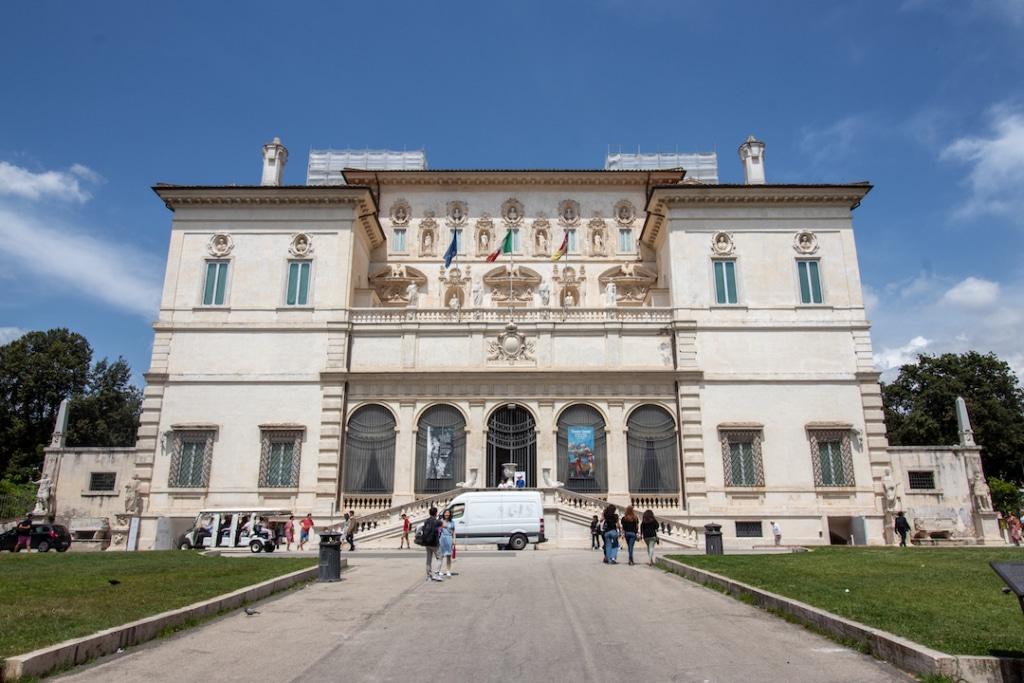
[557,404,607,494]
[344,405,396,493]
[626,405,679,493]
[415,404,466,494]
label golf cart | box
[178,508,291,552]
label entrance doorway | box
[486,405,536,487]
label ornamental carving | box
[475,214,495,257]
[711,231,734,256]
[446,200,468,227]
[487,322,535,363]
[419,212,438,256]
[389,199,411,226]
[289,233,313,257]
[552,264,586,307]
[370,265,428,306]
[558,199,581,227]
[439,264,471,308]
[614,200,636,226]
[483,264,542,306]
[532,213,551,257]
[793,230,818,255]
[588,215,608,257]
[598,263,657,306]
[501,198,524,227]
[207,233,234,257]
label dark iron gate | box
[486,405,536,487]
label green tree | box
[987,476,1024,516]
[0,329,142,482]
[882,351,1024,481]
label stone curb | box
[657,557,1024,683]
[2,560,342,681]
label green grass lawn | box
[0,551,315,661]
[668,547,1024,657]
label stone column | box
[607,400,629,505]
[393,401,417,505]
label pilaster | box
[393,400,417,504]
[316,382,345,515]
[679,383,707,512]
[537,400,556,486]
[607,400,629,504]
[466,400,486,487]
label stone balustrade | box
[348,307,673,325]
[554,488,700,547]
[630,494,682,511]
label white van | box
[444,491,546,550]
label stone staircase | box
[343,488,702,549]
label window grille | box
[344,405,396,493]
[169,430,215,488]
[89,472,116,492]
[736,521,763,538]
[907,470,936,490]
[626,405,679,494]
[415,405,466,494]
[808,429,854,487]
[259,429,303,487]
[720,430,765,487]
[557,404,608,494]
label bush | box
[988,476,1024,516]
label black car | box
[1,523,72,552]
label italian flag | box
[550,231,569,261]
[486,229,513,262]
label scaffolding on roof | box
[604,150,719,184]
[307,148,428,184]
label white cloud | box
[800,115,866,165]
[0,205,161,318]
[874,336,931,375]
[0,161,100,203]
[0,327,26,346]
[941,276,1000,308]
[941,105,1024,223]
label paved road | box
[58,550,909,683]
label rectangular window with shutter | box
[169,431,214,488]
[286,261,311,306]
[713,260,738,305]
[720,429,765,487]
[259,429,302,487]
[797,260,823,304]
[809,429,854,487]
[393,228,407,253]
[202,261,229,306]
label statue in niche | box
[448,295,460,310]
[605,281,617,306]
[405,282,419,307]
[472,281,483,307]
[422,231,433,254]
[479,231,490,250]
[536,232,548,254]
[593,231,605,254]
[564,291,575,307]
[539,281,551,306]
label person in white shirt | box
[770,521,782,546]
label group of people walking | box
[419,506,457,582]
[591,505,659,566]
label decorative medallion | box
[501,198,524,227]
[207,233,234,257]
[289,233,313,257]
[389,199,411,226]
[475,214,495,257]
[588,215,608,256]
[710,231,734,256]
[558,199,581,227]
[446,200,468,227]
[614,200,636,226]
[419,211,438,256]
[487,321,536,363]
[793,230,818,255]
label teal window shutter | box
[714,261,727,304]
[203,263,217,305]
[287,262,299,305]
[724,261,737,304]
[798,261,811,303]
[808,261,822,303]
[214,262,228,305]
[298,262,310,305]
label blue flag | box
[443,231,458,268]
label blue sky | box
[1,1,1023,380]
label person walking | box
[421,506,443,582]
[770,520,782,546]
[621,505,640,566]
[283,515,295,551]
[438,509,456,577]
[400,513,411,549]
[640,509,659,566]
[602,504,621,564]
[1009,514,1022,547]
[589,514,601,550]
[894,511,911,547]
[13,513,33,552]
[298,513,314,551]
[346,510,358,551]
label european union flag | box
[443,231,458,268]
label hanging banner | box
[426,425,454,479]
[567,426,595,479]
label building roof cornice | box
[640,183,872,246]
[151,184,385,248]
[341,169,685,188]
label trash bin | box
[704,523,724,556]
[318,532,343,582]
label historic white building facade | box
[41,137,999,550]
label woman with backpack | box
[602,504,621,564]
[640,509,659,566]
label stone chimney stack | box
[261,137,288,186]
[738,135,766,185]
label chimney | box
[261,137,288,186]
[738,135,766,185]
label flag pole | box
[508,228,514,322]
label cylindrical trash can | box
[318,532,343,582]
[704,523,724,556]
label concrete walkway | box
[57,550,910,683]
